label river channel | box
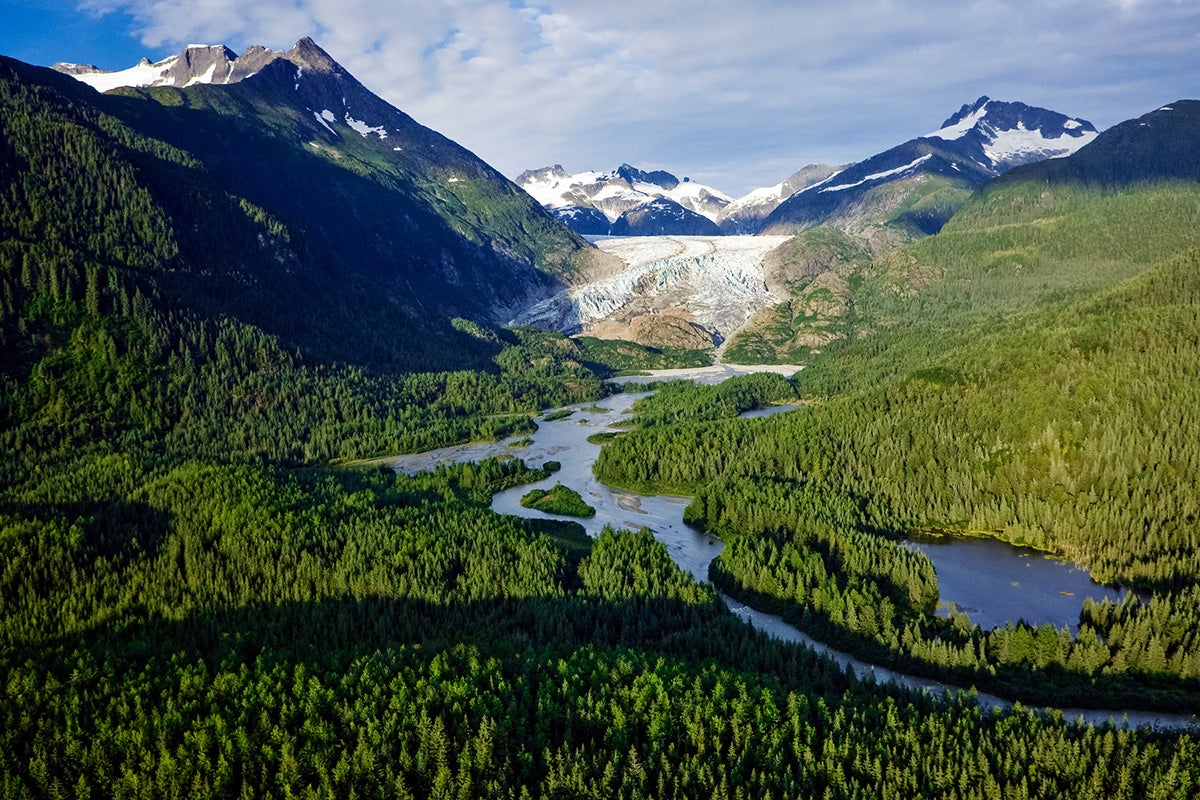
[386,379,1197,731]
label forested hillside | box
[3,51,1200,796]
[596,102,1200,710]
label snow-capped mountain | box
[761,97,1098,239]
[718,164,844,234]
[53,44,282,92]
[926,96,1099,171]
[52,38,606,326]
[516,163,733,235]
[610,198,722,236]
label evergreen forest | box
[2,52,1199,798]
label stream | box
[387,379,1198,731]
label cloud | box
[77,0,1200,195]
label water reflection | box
[906,535,1128,631]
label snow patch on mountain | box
[313,110,337,134]
[184,63,217,88]
[64,55,181,92]
[820,155,931,193]
[344,114,388,139]
[982,123,1083,165]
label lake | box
[906,534,1129,631]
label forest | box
[2,51,1200,797]
[595,178,1200,711]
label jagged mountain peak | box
[615,164,680,191]
[516,162,732,235]
[51,38,349,94]
[286,36,340,74]
[924,96,1098,171]
[938,95,992,129]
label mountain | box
[718,164,844,234]
[609,198,723,236]
[760,96,1097,241]
[727,98,1198,365]
[516,163,733,235]
[47,39,610,335]
[1,45,626,468]
[53,43,277,90]
[995,100,1200,187]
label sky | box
[1,0,1198,197]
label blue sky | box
[2,0,1198,196]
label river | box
[386,375,1197,731]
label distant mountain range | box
[24,39,1191,363]
[516,164,733,236]
[520,97,1097,240]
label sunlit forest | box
[3,53,1200,797]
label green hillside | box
[4,50,1200,795]
[597,107,1200,708]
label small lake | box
[739,403,801,419]
[906,535,1129,631]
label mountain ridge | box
[759,96,1097,239]
[13,40,616,372]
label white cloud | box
[77,0,1200,195]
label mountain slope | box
[727,99,1192,364]
[761,97,1096,240]
[594,98,1200,707]
[56,40,609,322]
[994,100,1200,187]
[718,163,843,234]
[0,50,619,466]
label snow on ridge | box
[71,55,178,93]
[927,103,990,141]
[792,170,844,196]
[184,63,218,88]
[820,155,932,193]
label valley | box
[3,31,1200,798]
[387,380,1197,730]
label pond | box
[906,535,1129,631]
